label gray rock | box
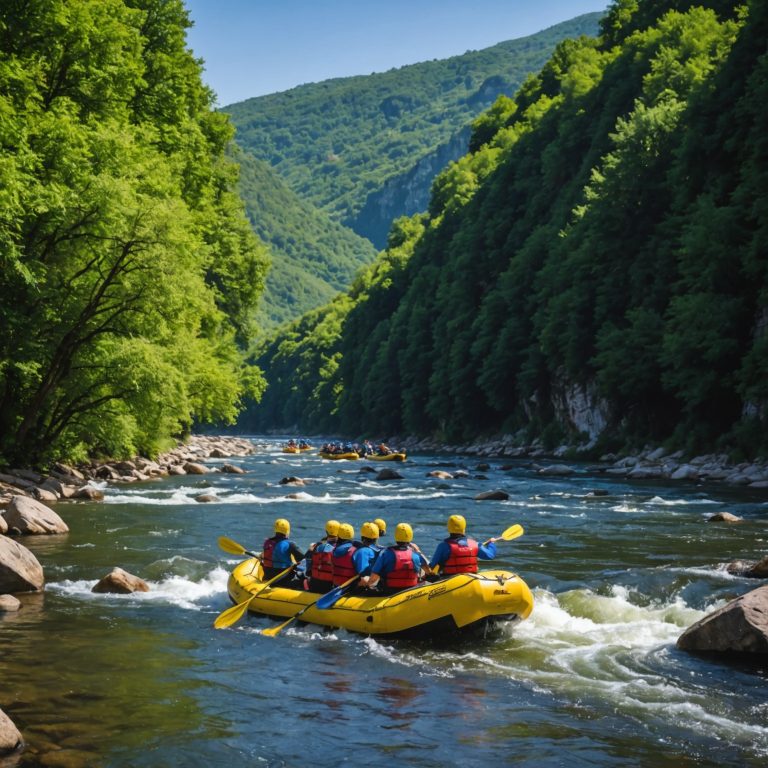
[427,470,453,480]
[375,468,403,481]
[670,464,699,481]
[221,463,245,474]
[677,584,768,654]
[0,537,44,593]
[194,494,219,503]
[2,496,69,535]
[537,464,575,476]
[475,489,510,501]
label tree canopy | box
[0,0,269,466]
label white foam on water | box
[48,565,230,610]
[496,587,768,754]
[648,495,719,506]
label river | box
[2,437,767,767]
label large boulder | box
[91,567,149,594]
[0,537,44,593]
[0,708,23,756]
[2,496,69,535]
[677,584,768,654]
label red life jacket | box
[311,542,334,581]
[384,546,419,589]
[442,537,478,574]
[262,537,276,569]
[332,543,358,586]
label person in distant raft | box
[262,518,305,584]
[362,523,428,595]
[428,514,497,577]
[305,519,339,593]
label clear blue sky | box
[184,0,609,106]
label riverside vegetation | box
[243,0,768,465]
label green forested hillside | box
[226,13,602,245]
[235,150,376,332]
[0,0,268,466]
[244,0,768,459]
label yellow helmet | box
[394,522,413,543]
[361,521,379,540]
[274,518,290,536]
[447,514,466,534]
[374,518,387,535]
[325,519,340,537]
[337,523,354,541]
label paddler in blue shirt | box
[361,523,428,595]
[350,522,381,587]
[262,518,305,584]
[428,514,497,576]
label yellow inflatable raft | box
[318,451,359,460]
[365,452,407,462]
[227,559,534,640]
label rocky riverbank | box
[0,434,256,757]
[390,435,768,490]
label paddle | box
[483,523,524,546]
[213,562,298,630]
[431,523,525,575]
[218,535,261,559]
[261,575,360,638]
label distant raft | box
[226,558,534,640]
[365,452,407,462]
[318,451,360,460]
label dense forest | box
[245,0,768,460]
[227,13,602,248]
[0,0,268,466]
[234,149,376,332]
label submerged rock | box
[475,489,510,501]
[677,584,768,654]
[91,567,149,594]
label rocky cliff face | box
[349,126,473,248]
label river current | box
[2,437,767,767]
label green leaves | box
[0,0,266,465]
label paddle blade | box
[316,587,344,610]
[500,524,524,541]
[213,598,251,629]
[261,616,296,637]
[316,575,359,609]
[218,536,247,555]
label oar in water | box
[217,535,260,559]
[261,575,360,638]
[213,561,298,630]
